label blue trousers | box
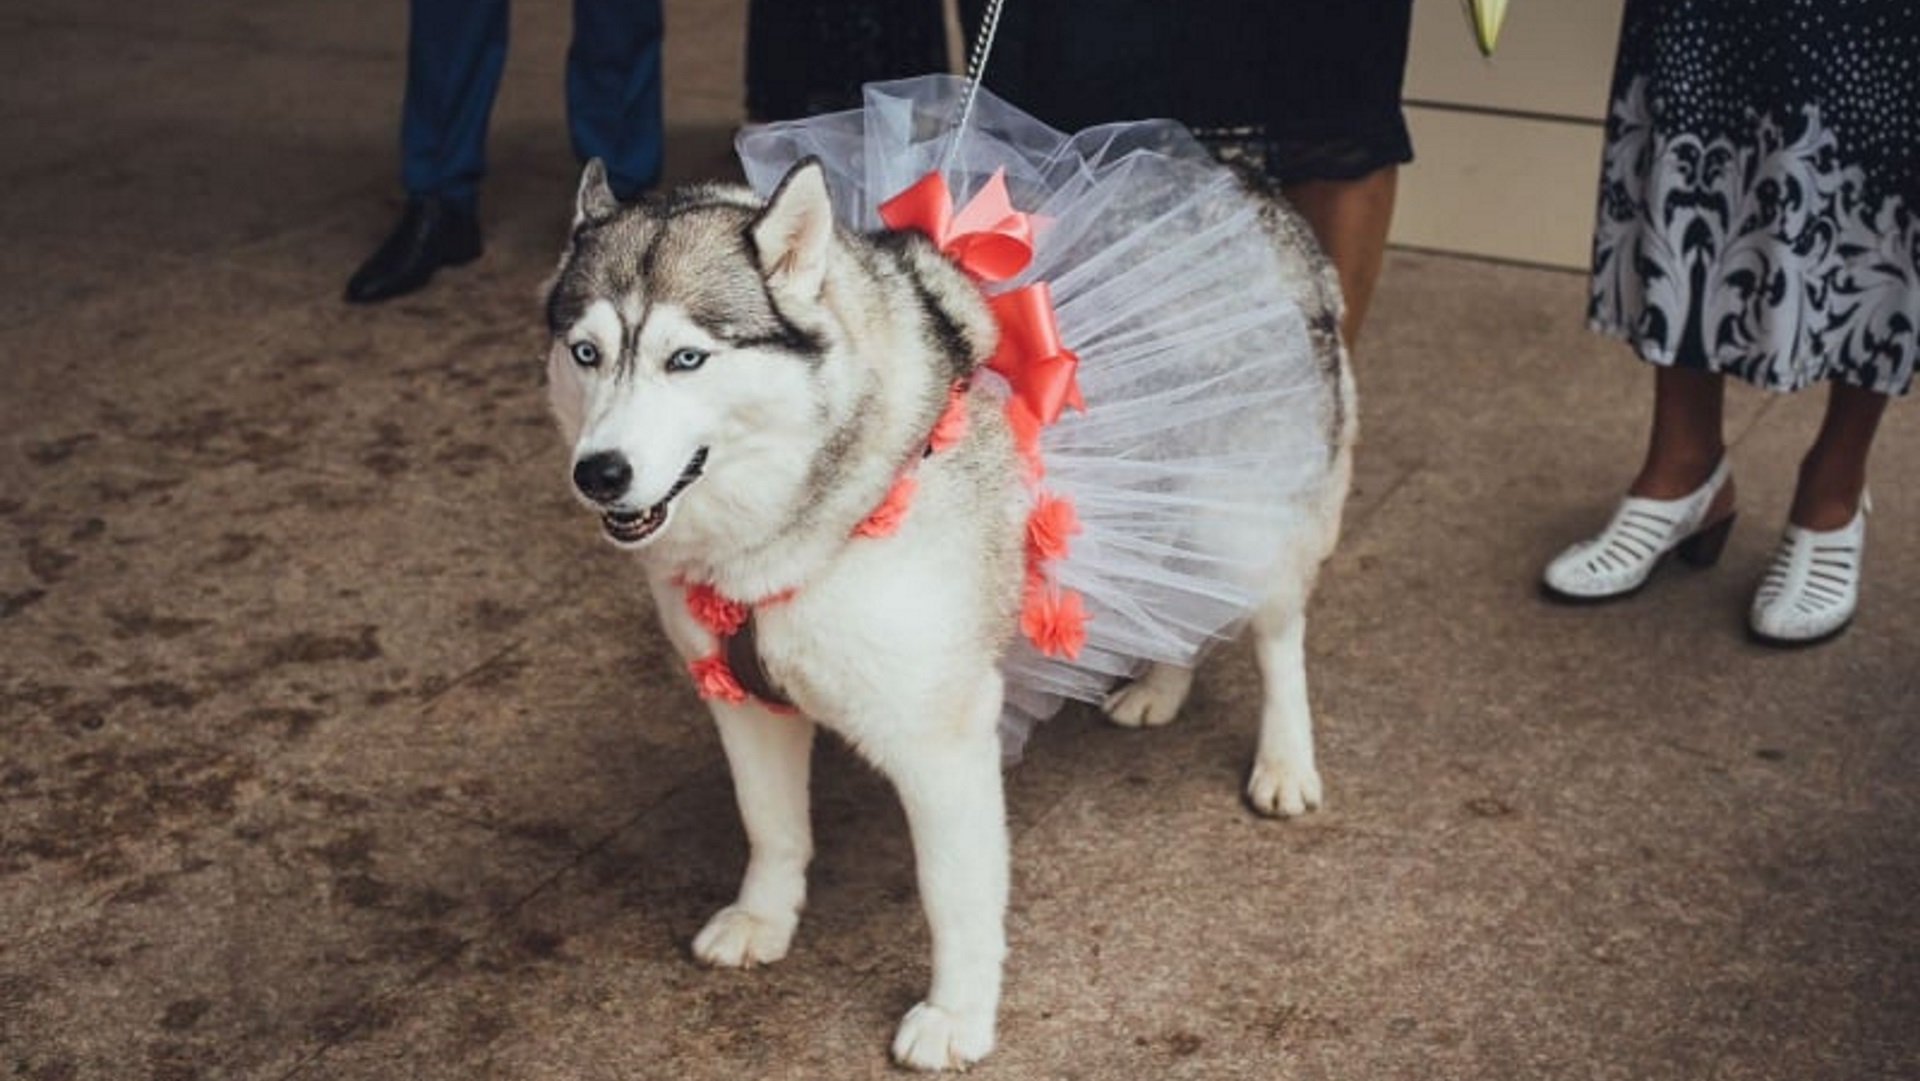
[400,0,664,209]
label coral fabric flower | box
[1020,583,1088,659]
[928,381,971,452]
[684,581,749,636]
[853,475,917,538]
[1025,490,1080,563]
[688,651,748,703]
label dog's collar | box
[678,382,972,712]
[682,582,798,712]
[677,370,1091,714]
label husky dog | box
[543,156,1354,1070]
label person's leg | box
[1539,362,1735,600]
[401,0,511,209]
[1789,382,1888,529]
[347,0,500,303]
[1747,381,1886,644]
[1282,165,1398,350]
[1631,363,1733,508]
[568,0,665,199]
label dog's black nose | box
[573,451,632,503]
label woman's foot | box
[1541,457,1737,602]
[1750,381,1887,644]
[1749,497,1869,647]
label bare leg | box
[1283,166,1399,350]
[1631,365,1736,519]
[1790,382,1887,530]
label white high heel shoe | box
[1748,495,1870,647]
[1542,457,1735,602]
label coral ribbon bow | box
[879,168,1034,281]
[880,169,1084,425]
[987,283,1084,426]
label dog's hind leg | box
[1244,572,1325,818]
[693,704,816,967]
[1101,660,1196,728]
[874,674,1009,1071]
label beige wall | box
[1391,0,1625,269]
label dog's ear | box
[574,159,621,229]
[751,158,833,299]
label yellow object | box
[1465,0,1511,57]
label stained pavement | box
[3,2,1917,1079]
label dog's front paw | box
[691,905,797,967]
[891,1001,995,1071]
[1246,759,1323,819]
[1101,663,1194,728]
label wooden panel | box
[1390,106,1604,270]
[1405,0,1626,120]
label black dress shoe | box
[343,196,483,304]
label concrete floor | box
[4,2,1917,1079]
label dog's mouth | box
[601,447,708,546]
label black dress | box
[1589,0,1920,396]
[745,0,949,121]
[957,0,1414,184]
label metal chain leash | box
[942,0,1006,172]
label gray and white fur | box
[543,156,1354,1070]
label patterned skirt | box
[1589,0,1920,396]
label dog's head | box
[543,158,998,564]
[543,159,856,557]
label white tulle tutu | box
[736,75,1331,759]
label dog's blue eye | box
[570,341,601,368]
[666,348,708,373]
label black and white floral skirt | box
[1589,0,1920,397]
